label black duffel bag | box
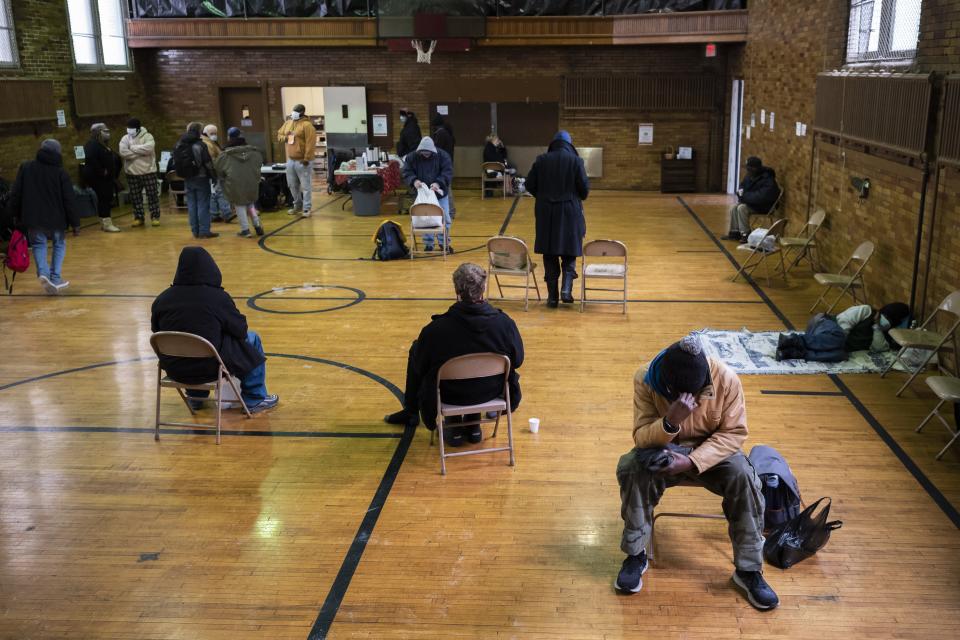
[763,497,842,569]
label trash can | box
[349,174,384,216]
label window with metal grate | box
[846,0,923,64]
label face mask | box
[291,111,301,121]
[102,132,111,141]
[878,315,891,331]
[400,116,407,123]
[209,134,218,142]
[126,128,137,137]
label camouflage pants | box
[616,449,765,571]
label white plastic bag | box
[747,228,776,252]
[414,183,442,206]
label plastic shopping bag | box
[763,497,842,569]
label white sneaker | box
[301,210,311,218]
[287,208,299,216]
[38,275,58,295]
[54,280,69,292]
[101,218,121,232]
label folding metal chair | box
[880,290,960,396]
[580,239,628,314]
[749,186,783,230]
[648,480,725,564]
[914,376,960,460]
[809,240,875,314]
[487,236,541,311]
[732,218,788,286]
[430,353,516,475]
[409,200,447,260]
[150,331,252,445]
[780,208,826,274]
[165,171,187,210]
[481,162,507,199]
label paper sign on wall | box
[746,126,751,140]
[74,146,85,160]
[638,123,654,145]
[241,118,253,127]
[436,105,449,115]
[801,123,808,136]
[677,146,693,160]
[769,112,775,131]
[372,114,388,136]
[56,110,66,127]
[796,122,803,137]
[750,113,756,127]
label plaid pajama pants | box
[127,173,161,220]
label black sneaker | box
[732,570,779,610]
[445,246,454,254]
[384,409,419,428]
[254,224,264,236]
[721,231,743,241]
[615,551,648,593]
[187,398,204,411]
[442,426,464,447]
[198,232,220,238]
[237,229,251,237]
[467,422,482,444]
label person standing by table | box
[82,123,121,233]
[525,130,589,308]
[276,104,317,218]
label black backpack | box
[372,220,408,261]
[257,179,278,211]
[173,140,200,178]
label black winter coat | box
[176,130,215,179]
[401,149,454,195]
[9,148,80,233]
[526,139,589,256]
[151,247,266,383]
[413,301,524,429]
[739,167,780,213]
[397,117,423,157]
[432,125,455,160]
[81,137,119,188]
[483,141,509,165]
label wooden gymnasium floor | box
[1,190,958,640]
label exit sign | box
[705,43,717,57]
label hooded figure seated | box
[151,247,278,413]
[614,333,779,611]
[722,156,781,242]
[384,263,524,447]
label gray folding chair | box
[409,200,447,260]
[809,240,875,314]
[150,331,252,445]
[780,208,826,274]
[430,353,516,475]
[749,186,783,230]
[580,239,628,314]
[914,376,960,460]
[648,480,725,564]
[880,290,960,396]
[487,235,541,311]
[481,162,507,199]
[732,218,788,286]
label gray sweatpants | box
[729,203,755,236]
[616,449,765,571]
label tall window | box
[846,0,923,64]
[66,0,129,69]
[0,0,17,67]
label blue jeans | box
[187,331,268,408]
[185,176,212,236]
[28,229,66,283]
[423,194,451,246]
[285,159,313,212]
[210,180,232,218]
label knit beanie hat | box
[746,156,763,169]
[879,302,910,329]
[227,127,242,139]
[554,130,572,144]
[40,138,62,155]
[127,117,141,130]
[660,334,709,396]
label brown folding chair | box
[914,376,960,460]
[430,353,516,475]
[749,186,783,230]
[150,331,252,445]
[165,170,187,210]
[780,208,826,274]
[481,162,507,199]
[580,239,628,314]
[732,218,788,286]
[880,290,960,396]
[487,236,541,311]
[809,240,875,314]
[409,201,447,260]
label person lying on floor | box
[384,263,524,447]
[151,246,278,413]
[615,333,779,611]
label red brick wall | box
[0,1,155,182]
[134,44,730,190]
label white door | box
[726,79,744,194]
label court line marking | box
[759,390,845,397]
[0,426,402,438]
[677,196,960,528]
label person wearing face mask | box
[401,136,454,252]
[396,109,422,159]
[275,104,317,217]
[202,124,235,224]
[614,333,778,612]
[119,117,161,227]
[82,123,121,233]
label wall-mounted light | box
[851,177,870,200]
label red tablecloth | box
[335,160,402,198]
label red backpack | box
[3,229,29,293]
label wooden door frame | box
[217,82,272,164]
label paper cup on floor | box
[528,418,540,433]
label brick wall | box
[135,44,730,190]
[0,1,155,183]
[737,0,960,314]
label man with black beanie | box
[722,156,781,242]
[614,333,779,611]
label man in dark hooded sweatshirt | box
[431,114,457,217]
[396,109,423,158]
[151,247,278,413]
[384,263,524,447]
[526,130,589,307]
[722,156,781,242]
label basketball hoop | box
[412,39,436,64]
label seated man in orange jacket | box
[615,333,778,611]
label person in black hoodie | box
[151,246,278,413]
[9,139,80,295]
[722,156,781,242]
[175,122,218,239]
[526,130,589,308]
[384,263,524,447]
[82,123,122,233]
[396,109,423,158]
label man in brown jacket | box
[276,104,317,217]
[614,333,779,611]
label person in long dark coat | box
[431,114,457,217]
[396,109,423,158]
[525,130,589,307]
[151,246,278,413]
[82,123,121,233]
